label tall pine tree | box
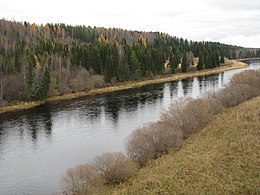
[170,54,180,73]
[197,53,204,70]
[181,53,188,73]
[220,53,225,64]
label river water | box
[0,61,259,195]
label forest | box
[0,19,260,103]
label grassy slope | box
[0,59,246,115]
[110,96,260,195]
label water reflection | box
[104,95,122,123]
[182,78,193,96]
[0,105,53,144]
[169,81,178,98]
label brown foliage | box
[161,98,224,139]
[213,69,260,108]
[127,122,182,165]
[93,152,138,185]
[214,84,258,108]
[230,69,260,90]
[49,67,106,96]
[62,164,104,195]
[2,73,24,101]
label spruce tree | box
[197,53,204,70]
[173,54,180,72]
[42,66,50,98]
[181,53,188,73]
[215,53,220,66]
[211,53,216,68]
[25,54,36,99]
[104,55,113,82]
[204,53,210,69]
[220,53,225,64]
[37,66,50,99]
[129,50,141,80]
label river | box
[0,61,259,195]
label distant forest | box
[0,19,259,103]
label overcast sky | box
[1,0,260,48]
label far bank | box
[0,59,247,115]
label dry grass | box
[109,96,260,194]
[0,100,45,115]
[0,59,246,115]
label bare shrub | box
[127,122,182,166]
[2,73,24,101]
[230,69,260,91]
[62,164,104,195]
[210,69,260,108]
[214,84,258,108]
[93,152,138,185]
[161,98,224,139]
[69,67,90,92]
[88,75,106,88]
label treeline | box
[62,69,260,194]
[0,19,259,103]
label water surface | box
[0,61,259,194]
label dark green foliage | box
[24,54,50,100]
[36,66,50,99]
[129,50,141,80]
[151,48,165,74]
[104,43,119,82]
[170,54,180,73]
[181,53,188,73]
[197,54,204,70]
[25,54,36,99]
[220,53,225,63]
[104,55,114,82]
[215,53,220,67]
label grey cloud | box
[206,0,260,10]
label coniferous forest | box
[0,19,259,103]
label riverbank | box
[237,57,260,62]
[109,96,260,194]
[0,59,247,115]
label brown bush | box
[69,67,91,92]
[161,98,224,139]
[49,67,106,96]
[214,84,258,108]
[2,73,24,102]
[209,69,260,108]
[230,69,260,90]
[62,164,104,195]
[93,152,138,185]
[127,122,182,165]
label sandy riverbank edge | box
[0,59,248,115]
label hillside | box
[109,96,260,194]
[1,19,260,104]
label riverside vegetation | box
[62,69,260,194]
[0,58,246,115]
[1,19,260,106]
